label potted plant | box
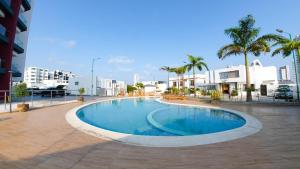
[78,88,85,102]
[14,83,29,112]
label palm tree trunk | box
[244,53,252,102]
[193,67,196,97]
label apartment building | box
[0,0,34,98]
[24,67,74,88]
[24,67,48,88]
[98,79,126,96]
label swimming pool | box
[76,98,245,136]
[66,97,262,147]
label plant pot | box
[17,104,29,112]
[78,96,84,102]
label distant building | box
[279,65,290,81]
[142,81,167,94]
[133,73,140,85]
[24,67,74,88]
[24,67,49,88]
[98,79,126,96]
[68,77,126,96]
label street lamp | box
[91,57,101,96]
[8,70,12,113]
[276,29,300,101]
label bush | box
[127,85,137,93]
[231,89,238,96]
[211,90,221,100]
[78,88,85,96]
[171,87,179,95]
[14,83,28,103]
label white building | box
[24,67,49,88]
[133,73,140,85]
[24,67,74,88]
[68,77,126,96]
[142,81,167,94]
[98,79,126,96]
[169,59,278,96]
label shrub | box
[127,85,137,93]
[171,87,179,95]
[211,90,221,100]
[78,88,85,96]
[231,89,238,96]
[14,83,28,103]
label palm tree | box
[185,55,209,97]
[160,66,172,91]
[217,15,278,102]
[271,36,300,60]
[170,66,187,91]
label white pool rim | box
[65,97,262,147]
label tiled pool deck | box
[0,98,300,169]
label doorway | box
[260,85,267,96]
[221,84,230,94]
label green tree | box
[14,83,28,103]
[185,55,209,97]
[135,82,144,89]
[127,85,137,93]
[160,66,172,91]
[170,66,187,91]
[217,15,277,102]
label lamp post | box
[276,29,300,101]
[8,70,12,113]
[91,57,101,96]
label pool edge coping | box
[65,97,263,147]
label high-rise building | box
[279,65,290,81]
[24,67,49,88]
[133,73,140,85]
[0,0,34,99]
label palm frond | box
[218,44,243,59]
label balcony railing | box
[0,24,8,43]
[22,0,31,11]
[13,37,24,54]
[17,12,27,32]
[0,0,13,15]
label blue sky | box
[26,0,300,84]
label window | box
[173,82,177,87]
[75,82,79,85]
[190,80,194,86]
[219,70,239,79]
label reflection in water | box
[152,107,245,135]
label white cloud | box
[62,40,77,48]
[37,37,77,49]
[108,56,134,65]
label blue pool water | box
[77,98,246,136]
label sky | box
[26,0,300,84]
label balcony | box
[0,0,13,16]
[0,24,8,43]
[13,37,24,54]
[22,0,31,11]
[12,71,22,77]
[17,12,27,32]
